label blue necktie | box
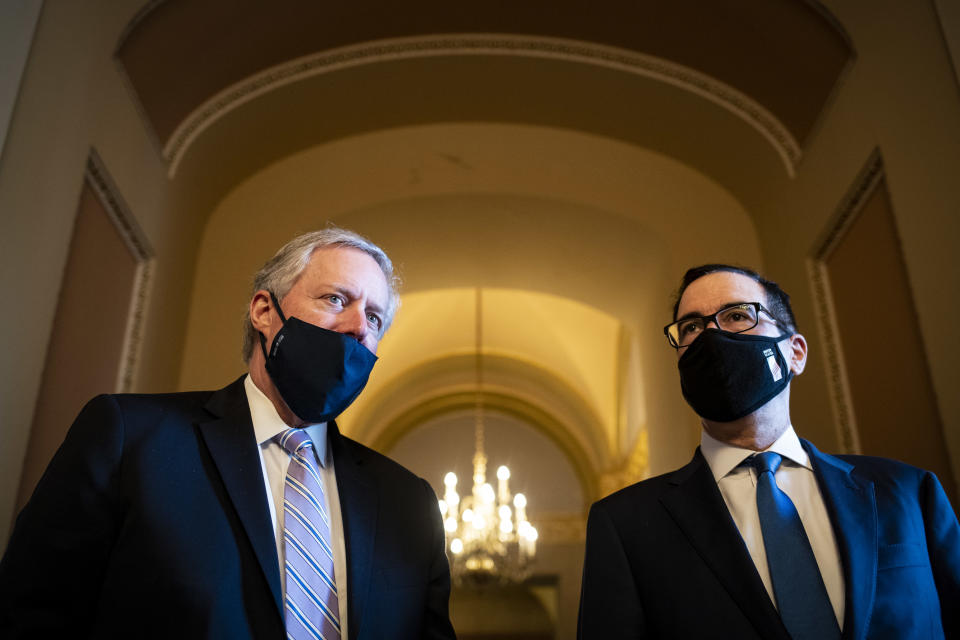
[276,429,341,640]
[751,452,840,640]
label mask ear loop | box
[258,291,288,359]
[268,291,288,324]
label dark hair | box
[671,264,798,333]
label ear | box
[249,289,277,334]
[784,332,807,376]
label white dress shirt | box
[244,374,349,637]
[700,426,845,627]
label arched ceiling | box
[114,0,854,220]
[118,0,852,147]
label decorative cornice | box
[811,150,884,262]
[807,149,885,454]
[163,34,801,178]
[85,149,154,393]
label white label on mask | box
[763,348,782,381]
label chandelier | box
[438,288,538,585]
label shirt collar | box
[243,374,330,467]
[700,424,810,482]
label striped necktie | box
[750,451,840,640]
[276,428,341,640]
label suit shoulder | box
[804,438,936,490]
[73,389,218,439]
[826,451,943,502]
[833,452,929,480]
[338,435,430,488]
[592,466,687,514]
[109,389,213,409]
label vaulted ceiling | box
[115,0,853,215]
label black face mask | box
[259,292,378,423]
[677,328,793,422]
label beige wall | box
[824,177,955,501]
[0,0,43,161]
[0,1,202,545]
[752,0,960,472]
[933,0,960,88]
[16,179,140,511]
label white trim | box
[162,34,801,179]
[807,150,885,454]
[84,149,154,393]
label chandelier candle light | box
[438,288,538,585]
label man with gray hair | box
[0,227,457,639]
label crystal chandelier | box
[438,288,538,585]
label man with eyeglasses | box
[578,264,960,640]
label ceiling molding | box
[163,34,801,179]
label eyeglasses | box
[663,302,780,349]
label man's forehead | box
[677,271,767,316]
[305,246,388,294]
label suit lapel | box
[329,422,378,640]
[660,449,791,640]
[802,440,878,640]
[197,377,284,619]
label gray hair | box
[242,227,400,362]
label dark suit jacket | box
[0,377,456,639]
[578,440,960,639]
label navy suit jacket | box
[0,377,456,639]
[578,440,960,639]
